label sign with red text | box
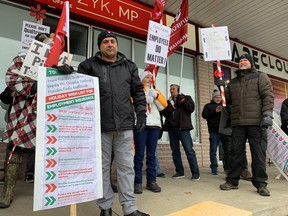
[145,20,171,67]
[267,121,288,181]
[34,0,153,36]
[34,67,102,211]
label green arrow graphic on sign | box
[46,171,56,180]
[47,125,57,133]
[45,196,56,206]
[46,147,57,156]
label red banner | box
[152,0,165,22]
[45,1,69,67]
[167,0,188,57]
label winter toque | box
[212,89,221,99]
[238,54,254,67]
[97,30,118,48]
[140,71,153,81]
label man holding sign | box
[0,33,53,208]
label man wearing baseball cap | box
[78,30,149,216]
[217,53,274,196]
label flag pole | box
[212,24,226,107]
[179,44,185,87]
[67,37,71,65]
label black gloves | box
[261,111,273,128]
[31,82,37,94]
[136,114,146,133]
[55,64,74,74]
[215,78,225,87]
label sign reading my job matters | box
[34,67,102,211]
[145,20,171,67]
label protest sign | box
[21,21,50,52]
[34,67,102,211]
[19,40,71,80]
[144,20,171,67]
[267,121,288,181]
[200,26,231,61]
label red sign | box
[34,0,154,36]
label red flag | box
[45,1,69,67]
[167,0,188,57]
[152,0,165,23]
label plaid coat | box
[2,53,37,148]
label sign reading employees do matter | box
[18,39,72,80]
[144,20,171,67]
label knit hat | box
[238,54,254,67]
[140,71,153,81]
[212,89,221,99]
[35,33,54,45]
[97,30,118,48]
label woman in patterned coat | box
[0,33,52,208]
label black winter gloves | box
[261,111,273,128]
[136,114,146,133]
[55,64,74,74]
[215,78,225,87]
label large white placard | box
[21,21,50,53]
[267,121,288,181]
[34,67,102,211]
[200,26,231,61]
[144,20,171,67]
[18,40,71,80]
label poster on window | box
[267,121,288,181]
[200,26,231,61]
[33,66,102,211]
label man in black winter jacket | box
[218,53,274,197]
[78,30,149,216]
[202,88,222,175]
[164,84,200,181]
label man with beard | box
[218,54,274,196]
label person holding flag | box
[0,33,54,208]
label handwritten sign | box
[19,40,72,80]
[144,20,171,67]
[200,26,231,61]
[21,21,50,53]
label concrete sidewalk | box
[0,164,288,216]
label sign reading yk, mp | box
[144,20,171,67]
[19,40,71,80]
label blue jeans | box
[209,132,221,169]
[155,148,163,175]
[134,127,160,183]
[168,128,200,178]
